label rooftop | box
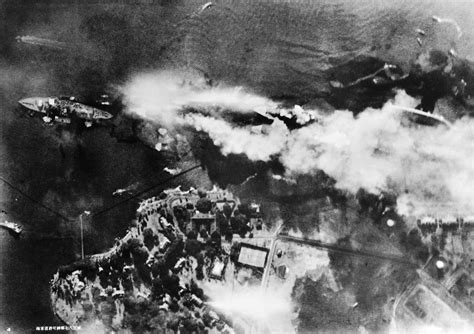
[237,243,269,269]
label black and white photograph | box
[1,0,474,333]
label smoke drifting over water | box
[282,96,474,217]
[121,71,279,126]
[186,115,289,160]
[122,71,474,217]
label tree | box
[187,230,197,240]
[151,260,168,278]
[189,279,204,299]
[399,228,430,263]
[151,277,164,300]
[182,317,199,332]
[195,253,205,280]
[210,231,221,248]
[135,261,152,285]
[126,238,143,251]
[185,239,202,257]
[164,239,184,268]
[230,242,240,263]
[223,202,233,218]
[122,276,134,292]
[162,274,181,298]
[174,205,189,230]
[238,203,251,218]
[292,276,359,332]
[196,198,212,213]
[143,228,155,251]
[159,192,167,199]
[231,212,247,233]
[147,310,166,331]
[216,211,228,232]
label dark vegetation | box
[327,237,417,332]
[356,189,431,264]
[53,191,238,332]
[292,275,360,332]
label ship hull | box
[18,96,113,122]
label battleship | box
[18,96,113,127]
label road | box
[261,231,419,290]
[278,235,418,267]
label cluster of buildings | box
[393,213,474,329]
[417,216,474,233]
[136,186,263,240]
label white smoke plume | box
[203,283,295,333]
[121,72,474,217]
[281,101,474,216]
[185,114,289,160]
[120,70,278,126]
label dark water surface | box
[1,0,473,331]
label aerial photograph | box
[1,0,474,333]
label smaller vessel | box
[0,220,23,237]
[416,37,423,47]
[113,188,129,197]
[392,105,452,128]
[15,35,67,50]
[199,2,213,13]
[164,167,182,175]
[416,28,426,36]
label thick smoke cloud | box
[281,98,474,217]
[121,72,474,217]
[121,71,279,126]
[185,114,288,160]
